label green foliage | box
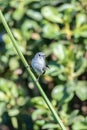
[0,0,87,130]
[0,78,32,129]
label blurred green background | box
[0,0,87,130]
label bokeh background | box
[0,0,87,130]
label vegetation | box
[0,0,87,130]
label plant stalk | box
[0,10,66,130]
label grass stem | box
[0,10,66,130]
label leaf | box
[12,7,25,21]
[46,62,62,76]
[36,120,45,126]
[59,4,75,11]
[42,123,59,129]
[75,57,87,77]
[0,102,6,116]
[48,42,67,61]
[41,6,63,23]
[32,109,47,120]
[52,83,74,102]
[76,13,87,28]
[31,97,48,109]
[11,117,18,128]
[3,34,16,55]
[9,58,19,71]
[17,97,26,106]
[53,43,66,60]
[72,117,87,130]
[52,85,64,101]
[22,20,41,31]
[74,25,87,38]
[42,23,60,39]
[8,109,19,116]
[52,82,75,104]
[0,91,8,102]
[21,20,41,39]
[26,10,42,21]
[68,110,79,125]
[75,81,87,101]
